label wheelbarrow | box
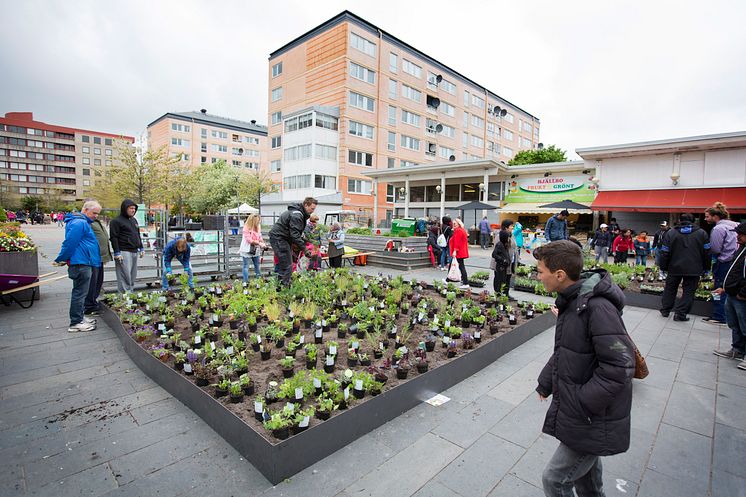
[0,272,67,309]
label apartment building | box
[265,11,540,225]
[0,112,134,204]
[147,110,268,171]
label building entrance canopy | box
[591,188,746,213]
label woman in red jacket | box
[612,228,635,265]
[449,218,470,289]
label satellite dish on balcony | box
[500,109,507,117]
[435,123,443,133]
[449,155,456,162]
[436,74,443,83]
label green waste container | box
[391,218,415,237]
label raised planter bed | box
[101,273,555,484]
[621,290,712,317]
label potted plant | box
[239,373,254,396]
[228,381,244,403]
[359,353,371,367]
[286,340,299,358]
[194,362,211,387]
[337,322,348,339]
[173,351,186,371]
[264,412,291,440]
[304,343,318,369]
[413,348,428,373]
[461,332,475,350]
[395,359,410,379]
[259,343,272,361]
[424,333,436,352]
[347,348,358,367]
[316,395,336,420]
[279,356,295,378]
[214,377,230,398]
[253,396,265,421]
[246,314,258,333]
[446,340,458,358]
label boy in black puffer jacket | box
[534,240,635,497]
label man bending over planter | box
[53,200,102,333]
[269,197,317,285]
[534,240,635,497]
[161,236,193,291]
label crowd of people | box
[4,208,67,226]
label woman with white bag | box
[448,219,470,289]
[240,214,266,280]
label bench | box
[320,251,376,268]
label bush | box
[0,209,7,222]
[346,227,372,236]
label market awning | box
[500,202,593,214]
[591,188,746,213]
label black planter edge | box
[101,305,555,485]
[621,290,712,317]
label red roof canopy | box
[591,188,746,213]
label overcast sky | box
[1,0,744,159]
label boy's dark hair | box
[501,219,514,229]
[303,197,318,206]
[442,216,452,226]
[680,213,694,223]
[534,240,583,280]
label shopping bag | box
[447,259,461,282]
[437,233,447,247]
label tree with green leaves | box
[237,169,277,211]
[507,145,567,166]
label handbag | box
[447,259,461,282]
[437,233,447,248]
[631,340,649,379]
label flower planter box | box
[101,304,555,485]
[621,289,712,317]
[0,250,39,302]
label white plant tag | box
[254,401,263,413]
[285,402,294,413]
[210,342,216,351]
[391,325,397,335]
[295,387,303,400]
[299,416,309,428]
[226,346,234,355]
[355,379,363,390]
[344,387,350,400]
[433,316,439,324]
[181,300,187,306]
[159,296,167,303]
[445,320,451,327]
[257,335,262,343]
[369,306,374,312]
[475,331,481,339]
[158,323,166,331]
[329,345,337,355]
[146,305,150,311]
[379,342,385,350]
[315,329,322,338]
[418,312,424,321]
[299,335,305,344]
[326,355,334,366]
[313,378,321,388]
[352,341,359,349]
[183,363,192,373]
[194,335,201,344]
[243,289,249,295]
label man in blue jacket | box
[161,237,193,290]
[545,210,569,242]
[53,201,102,333]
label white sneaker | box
[68,322,95,333]
[459,284,470,289]
[83,316,97,324]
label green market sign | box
[504,175,597,203]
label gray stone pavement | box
[1,224,745,496]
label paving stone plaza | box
[2,224,744,497]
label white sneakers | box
[68,320,96,333]
[459,284,470,290]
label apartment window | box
[462,132,468,148]
[183,155,190,161]
[211,130,228,139]
[284,113,312,133]
[284,144,312,161]
[201,156,207,163]
[439,123,455,138]
[350,32,376,56]
[349,121,374,139]
[244,162,258,169]
[350,62,375,84]
[201,142,207,152]
[387,157,395,169]
[271,87,283,101]
[471,135,484,148]
[386,184,395,202]
[347,178,371,194]
[471,94,485,109]
[284,174,312,190]
[387,131,396,152]
[201,128,208,138]
[232,160,242,167]
[400,160,418,167]
[93,137,101,144]
[315,112,338,130]
[488,141,498,153]
[401,84,421,103]
[245,136,260,144]
[232,134,240,142]
[94,148,102,155]
[271,136,281,149]
[504,112,514,123]
[503,146,514,157]
[171,123,191,132]
[105,138,112,146]
[503,129,513,141]
[270,159,281,172]
[105,160,112,166]
[522,137,532,148]
[439,78,456,95]
[439,146,455,159]
[487,122,496,137]
[388,79,397,99]
[400,135,420,151]
[349,91,375,112]
[522,121,533,133]
[401,109,420,127]
[211,144,227,152]
[464,90,470,107]
[244,149,260,157]
[272,61,283,77]
[271,111,282,125]
[471,115,484,129]
[402,59,422,78]
[440,101,455,117]
[388,106,397,126]
[314,175,336,189]
[315,144,337,161]
[94,159,101,166]
[463,112,469,128]
[232,147,244,155]
[82,146,90,154]
[389,52,398,72]
[348,150,373,167]
[82,158,90,165]
[105,149,112,156]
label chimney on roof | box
[200,109,207,114]
[250,120,256,125]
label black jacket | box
[491,241,510,270]
[109,199,143,254]
[537,270,635,456]
[269,203,309,250]
[652,228,669,249]
[659,222,710,276]
[591,229,611,248]
[724,245,746,299]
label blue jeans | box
[242,256,261,281]
[726,297,746,353]
[161,264,193,290]
[712,260,732,322]
[635,254,647,266]
[439,247,451,268]
[231,228,239,235]
[480,232,490,249]
[68,265,92,326]
[84,264,104,313]
[542,442,604,497]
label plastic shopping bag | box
[447,259,461,282]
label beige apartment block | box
[265,11,540,225]
[147,110,268,172]
[0,112,134,204]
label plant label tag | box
[329,345,337,355]
[254,401,263,413]
[209,287,215,293]
[295,388,303,400]
[181,300,187,306]
[355,379,363,390]
[208,318,214,325]
[380,302,385,309]
[341,300,347,306]
[226,346,234,355]
[326,355,334,366]
[158,323,166,331]
[210,342,216,351]
[194,336,201,344]
[315,330,322,338]
[299,335,305,344]
[243,289,248,295]
[445,320,451,327]
[475,331,481,339]
[379,342,385,350]
[321,319,327,326]
[418,312,424,321]
[369,306,374,312]
[127,299,133,305]
[316,320,322,327]
[257,335,262,343]
[391,325,397,334]
[286,402,294,413]
[299,416,309,428]
[183,363,192,373]
[313,378,322,388]
[146,305,150,311]
[433,316,439,324]
[159,296,167,303]
[352,341,359,350]
[216,288,222,295]
[344,387,350,400]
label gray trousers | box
[542,442,605,497]
[115,251,139,293]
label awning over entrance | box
[500,202,593,215]
[591,188,746,213]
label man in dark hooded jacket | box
[534,240,635,497]
[658,213,710,321]
[109,199,143,293]
[268,197,317,285]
